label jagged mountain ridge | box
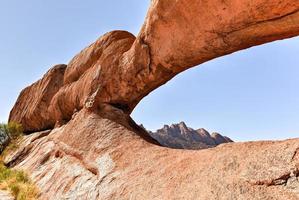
[147,122,233,149]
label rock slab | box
[4,109,299,200]
[0,190,14,200]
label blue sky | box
[1,1,298,142]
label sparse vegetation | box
[0,122,24,156]
[0,121,23,140]
[0,161,39,200]
[0,122,39,200]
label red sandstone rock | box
[6,1,299,199]
[64,31,136,85]
[4,109,299,199]
[141,0,299,72]
[9,64,66,132]
[48,31,136,125]
[9,1,299,132]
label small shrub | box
[0,122,23,154]
[0,122,38,199]
[16,171,29,183]
[9,183,20,197]
[7,122,23,140]
[0,125,10,153]
[0,121,23,139]
[0,163,12,181]
[0,162,39,200]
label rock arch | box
[9,0,299,133]
[5,2,299,199]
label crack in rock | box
[250,168,299,187]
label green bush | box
[0,122,23,154]
[0,124,10,153]
[1,122,23,140]
[15,171,29,183]
[0,122,38,199]
[9,183,20,197]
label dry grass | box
[0,136,22,160]
[0,138,39,200]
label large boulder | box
[9,64,66,133]
[48,31,137,124]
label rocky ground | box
[4,108,299,200]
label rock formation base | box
[5,108,299,200]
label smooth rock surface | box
[9,64,66,133]
[4,109,299,200]
[0,190,14,200]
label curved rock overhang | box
[9,0,299,133]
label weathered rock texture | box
[6,0,299,199]
[148,122,233,149]
[9,64,66,133]
[9,0,299,133]
[4,109,299,200]
[0,190,14,200]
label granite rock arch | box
[9,0,299,133]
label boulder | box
[9,64,66,133]
[48,31,137,125]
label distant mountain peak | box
[178,121,187,127]
[147,122,233,150]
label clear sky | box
[1,1,298,142]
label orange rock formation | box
[7,1,299,199]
